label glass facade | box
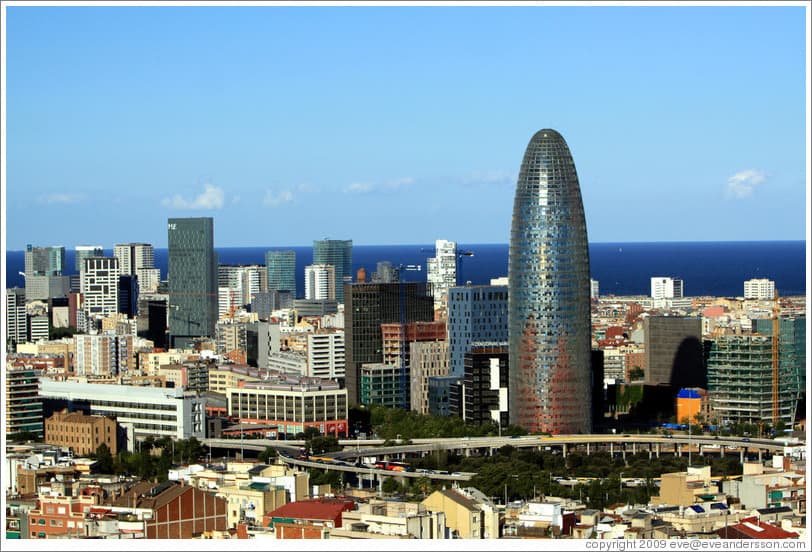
[508,129,592,434]
[313,239,352,303]
[447,285,509,377]
[265,250,296,296]
[168,217,218,347]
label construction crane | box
[772,288,780,425]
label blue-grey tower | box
[168,217,218,348]
[508,129,592,434]
[313,239,352,304]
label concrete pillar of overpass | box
[608,442,612,457]
[648,445,653,460]
[622,445,626,462]
[562,443,567,458]
[586,442,590,456]
[632,443,636,455]
[758,449,762,463]
[489,447,494,457]
[740,449,745,464]
[465,447,471,457]
[699,444,704,457]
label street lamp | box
[504,474,519,506]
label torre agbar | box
[508,129,592,434]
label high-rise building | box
[590,279,600,300]
[75,245,104,273]
[313,239,352,303]
[426,239,457,309]
[80,257,121,318]
[707,335,795,426]
[25,244,66,277]
[744,278,776,300]
[643,316,705,389]
[167,217,218,348]
[218,265,265,307]
[6,287,27,350]
[447,285,508,378]
[508,129,592,434]
[463,343,509,431]
[118,275,139,318]
[114,243,160,293]
[409,340,450,414]
[74,334,133,376]
[307,330,345,380]
[753,316,806,421]
[344,282,434,404]
[5,367,43,437]
[265,250,296,297]
[305,264,336,300]
[651,277,684,299]
[372,261,399,283]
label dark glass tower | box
[313,239,352,303]
[265,250,297,296]
[168,217,218,348]
[508,129,592,434]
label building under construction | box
[707,334,796,427]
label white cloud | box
[264,190,294,207]
[38,193,82,204]
[344,182,374,194]
[161,184,225,210]
[383,177,415,190]
[460,170,515,187]
[726,169,766,199]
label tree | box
[382,477,404,495]
[259,447,277,464]
[93,443,114,474]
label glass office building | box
[265,250,296,296]
[508,129,592,434]
[313,239,352,304]
[168,217,218,348]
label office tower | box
[590,279,600,300]
[753,317,806,421]
[6,366,43,437]
[344,282,434,404]
[265,250,296,297]
[80,257,121,318]
[372,261,399,283]
[707,335,795,426]
[307,330,345,380]
[25,244,65,277]
[410,340,450,414]
[167,217,218,348]
[117,275,139,318]
[427,239,457,309]
[114,242,160,293]
[643,316,705,389]
[428,376,462,417]
[313,239,352,303]
[6,287,27,351]
[75,245,103,273]
[650,277,684,299]
[744,278,776,300]
[381,320,446,368]
[25,275,70,302]
[463,343,509,431]
[508,129,592,434]
[448,285,508,378]
[305,264,336,300]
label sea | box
[4,241,807,298]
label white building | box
[591,279,600,300]
[74,333,133,376]
[114,243,160,293]
[427,239,457,309]
[81,257,121,317]
[304,264,336,300]
[218,265,265,307]
[218,286,242,319]
[744,278,776,300]
[39,379,206,442]
[75,245,104,274]
[306,330,345,379]
[6,287,28,347]
[650,276,684,299]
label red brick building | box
[263,498,356,538]
[27,492,97,538]
[113,481,227,538]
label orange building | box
[45,409,118,456]
[27,492,97,538]
[675,388,710,425]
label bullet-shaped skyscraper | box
[508,129,592,434]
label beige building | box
[45,409,118,456]
[216,482,287,529]
[651,466,724,507]
[138,350,185,376]
[333,499,446,539]
[422,488,483,539]
[207,364,265,394]
[409,340,450,414]
[74,334,133,376]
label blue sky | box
[3,4,808,250]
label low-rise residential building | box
[27,491,97,539]
[651,466,724,507]
[332,499,446,539]
[422,488,484,539]
[216,481,287,529]
[263,498,356,538]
